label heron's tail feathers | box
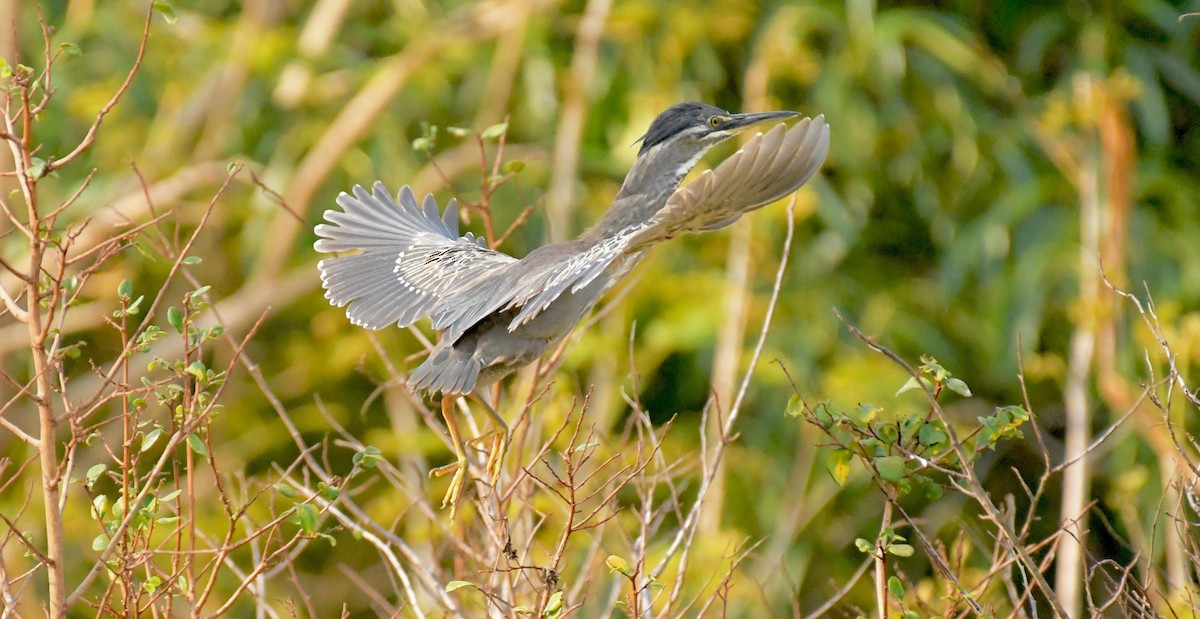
[315,182,515,330]
[407,344,481,395]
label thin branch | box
[46,5,154,173]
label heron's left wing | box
[630,115,829,247]
[316,183,516,330]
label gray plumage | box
[316,103,831,395]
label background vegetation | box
[2,0,1199,616]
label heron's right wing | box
[315,182,516,330]
[479,117,831,333]
[630,115,830,247]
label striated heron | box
[315,102,830,516]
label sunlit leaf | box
[896,376,932,396]
[140,428,164,452]
[86,463,107,489]
[480,122,508,140]
[444,580,476,593]
[945,378,972,397]
[605,555,632,576]
[152,1,177,23]
[826,449,852,485]
[186,433,209,459]
[167,306,183,333]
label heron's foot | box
[467,430,508,484]
[484,430,507,484]
[430,456,467,520]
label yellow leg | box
[429,397,467,519]
[474,396,509,484]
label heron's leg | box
[473,394,508,484]
[429,396,467,519]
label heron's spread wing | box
[315,182,516,330]
[632,115,830,246]
[426,238,616,341]
[502,116,830,330]
[503,229,639,329]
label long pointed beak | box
[725,110,799,131]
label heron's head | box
[636,102,798,158]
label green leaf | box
[152,1,177,23]
[142,576,162,593]
[875,455,906,482]
[28,157,47,179]
[887,575,904,599]
[923,479,944,500]
[159,489,183,502]
[444,580,476,593]
[186,433,209,459]
[91,495,108,519]
[294,503,318,534]
[888,543,915,557]
[480,122,508,140]
[141,428,164,452]
[503,160,525,174]
[854,537,874,554]
[92,533,108,551]
[411,136,434,151]
[917,423,946,446]
[826,449,852,485]
[813,403,835,425]
[352,445,382,468]
[896,376,932,396]
[605,554,632,576]
[445,126,469,137]
[785,394,804,417]
[185,361,207,380]
[181,256,202,265]
[118,279,133,298]
[854,403,880,425]
[275,483,298,499]
[86,463,107,489]
[945,377,972,397]
[570,441,600,453]
[998,404,1030,422]
[545,590,564,617]
[167,306,183,333]
[58,42,82,56]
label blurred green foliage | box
[3,0,1200,615]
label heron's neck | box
[579,143,709,244]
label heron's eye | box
[708,116,722,128]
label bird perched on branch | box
[315,102,830,516]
